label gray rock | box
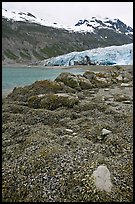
[55,72,80,89]
[116,74,123,81]
[77,75,93,89]
[123,100,132,104]
[55,72,92,90]
[101,128,112,135]
[113,94,131,102]
[65,128,73,133]
[122,71,133,82]
[120,83,132,87]
[83,71,96,81]
[28,93,79,110]
[104,88,109,91]
[83,71,110,88]
[92,165,112,192]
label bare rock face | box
[92,165,113,192]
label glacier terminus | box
[39,43,133,67]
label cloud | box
[2,2,133,27]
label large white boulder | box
[92,165,112,192]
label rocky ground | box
[2,65,133,202]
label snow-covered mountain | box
[2,8,71,31]
[75,17,133,35]
[2,8,133,65]
[2,8,133,35]
[39,43,133,66]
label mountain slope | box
[2,8,133,65]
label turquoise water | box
[2,66,86,97]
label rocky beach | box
[2,65,133,202]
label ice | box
[40,43,133,66]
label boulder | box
[55,72,92,90]
[28,93,79,110]
[77,75,93,89]
[92,165,112,192]
[30,80,74,94]
[121,71,133,82]
[83,71,111,88]
[7,79,75,102]
[113,94,132,102]
[55,72,80,89]
[115,72,132,83]
[83,71,96,81]
[116,74,123,81]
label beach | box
[2,65,133,202]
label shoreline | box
[2,64,133,98]
[2,63,133,70]
[2,89,14,99]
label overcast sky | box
[2,2,133,27]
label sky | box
[2,2,133,28]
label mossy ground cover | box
[2,68,133,202]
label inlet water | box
[2,66,85,97]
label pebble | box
[104,88,109,91]
[65,128,73,133]
[120,83,131,87]
[123,100,132,104]
[38,94,46,97]
[101,128,112,135]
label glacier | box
[39,43,133,66]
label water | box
[2,66,86,97]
